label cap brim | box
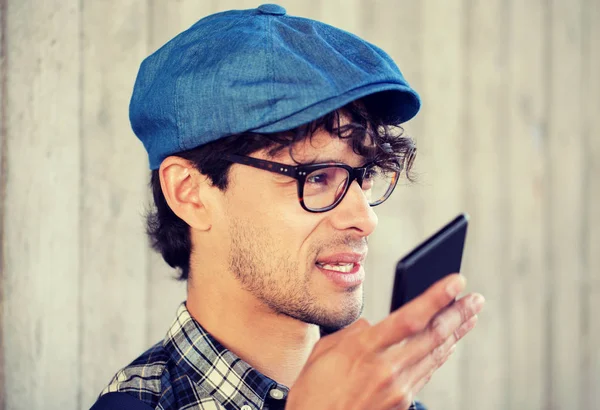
[249,82,420,134]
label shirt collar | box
[163,302,289,409]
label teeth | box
[318,263,355,273]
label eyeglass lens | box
[303,166,397,211]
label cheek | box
[226,173,323,255]
[240,201,321,257]
[268,209,323,266]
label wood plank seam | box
[0,0,7,408]
[458,0,471,405]
[542,0,554,407]
[499,0,512,408]
[76,0,84,407]
[579,0,592,407]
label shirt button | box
[241,406,252,410]
[269,389,285,400]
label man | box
[91,4,484,410]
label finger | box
[375,293,481,380]
[406,315,478,386]
[389,293,483,370]
[365,274,466,351]
[422,292,483,353]
[371,376,415,410]
[411,343,457,394]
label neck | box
[186,269,321,388]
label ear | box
[159,156,213,231]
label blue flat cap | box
[130,4,421,169]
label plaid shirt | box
[98,303,427,410]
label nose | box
[328,180,378,236]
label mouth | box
[315,253,366,287]
[315,262,358,273]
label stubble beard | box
[227,216,364,331]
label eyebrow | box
[300,157,371,167]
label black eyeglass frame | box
[222,154,402,213]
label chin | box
[316,297,364,330]
[317,312,361,334]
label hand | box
[286,274,484,410]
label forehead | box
[270,112,374,165]
[258,132,365,168]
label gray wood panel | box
[416,1,466,408]
[506,0,548,408]
[460,1,509,409]
[2,0,81,408]
[0,0,6,407]
[215,0,268,13]
[583,0,600,407]
[318,0,362,33]
[548,0,585,408]
[79,0,150,406]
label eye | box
[306,172,329,185]
[364,166,380,181]
[303,167,349,197]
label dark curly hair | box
[147,100,417,280]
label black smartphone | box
[390,213,469,312]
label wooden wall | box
[1,0,598,409]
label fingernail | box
[470,294,485,311]
[446,276,465,298]
[467,315,479,330]
[448,344,457,355]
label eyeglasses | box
[222,154,403,213]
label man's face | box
[218,126,379,330]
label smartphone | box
[390,213,469,312]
